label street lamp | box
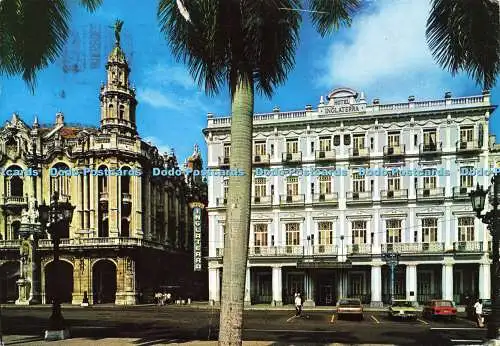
[382,251,400,304]
[470,176,500,341]
[38,191,75,340]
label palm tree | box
[158,0,359,344]
[0,0,103,92]
[426,0,500,89]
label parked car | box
[388,300,418,320]
[336,298,363,320]
[466,299,492,321]
[422,300,457,320]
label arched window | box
[50,163,71,198]
[119,105,125,119]
[98,165,108,192]
[4,165,23,196]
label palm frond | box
[427,0,500,89]
[309,0,360,37]
[80,0,103,12]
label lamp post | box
[470,176,500,341]
[38,191,75,341]
[382,251,400,304]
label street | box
[0,305,490,345]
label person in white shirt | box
[474,299,484,327]
[294,292,303,316]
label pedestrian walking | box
[295,292,303,316]
[474,298,484,327]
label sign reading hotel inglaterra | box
[323,104,365,114]
[190,202,204,271]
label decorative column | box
[406,264,417,302]
[441,263,453,301]
[272,265,283,306]
[109,167,119,237]
[370,264,383,307]
[479,262,491,299]
[244,267,251,305]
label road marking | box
[371,315,380,324]
[430,327,480,330]
[245,328,336,333]
[450,340,483,343]
[330,314,335,323]
[286,315,297,322]
[417,318,428,325]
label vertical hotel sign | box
[190,202,204,271]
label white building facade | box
[203,88,498,307]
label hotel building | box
[0,37,207,305]
[204,88,498,306]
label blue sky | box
[0,0,498,164]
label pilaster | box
[370,264,383,307]
[115,257,136,305]
[208,267,220,303]
[479,261,491,299]
[244,267,251,305]
[406,264,417,302]
[441,262,454,301]
[272,265,283,306]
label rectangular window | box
[286,139,298,153]
[458,217,474,241]
[254,224,268,246]
[460,127,474,142]
[388,132,400,147]
[311,142,315,153]
[254,141,266,155]
[319,176,332,194]
[352,220,367,244]
[344,134,351,146]
[318,222,333,245]
[223,179,229,198]
[423,176,437,189]
[254,177,266,197]
[319,136,332,151]
[423,129,437,147]
[388,172,400,191]
[352,172,365,192]
[460,167,473,187]
[422,218,437,242]
[353,134,364,149]
[386,219,402,243]
[286,176,299,196]
[270,144,274,155]
[333,135,341,146]
[223,143,231,158]
[285,223,300,245]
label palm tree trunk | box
[218,74,254,345]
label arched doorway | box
[45,261,73,303]
[92,260,117,304]
[0,262,19,303]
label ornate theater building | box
[0,37,207,305]
[205,87,499,307]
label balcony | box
[456,140,481,153]
[2,195,27,207]
[381,242,444,253]
[253,154,270,165]
[315,150,336,162]
[380,189,408,203]
[252,195,272,207]
[347,243,372,255]
[248,245,304,256]
[216,197,227,207]
[453,241,483,252]
[0,239,21,249]
[419,142,443,158]
[218,156,230,168]
[312,193,339,206]
[383,145,406,157]
[282,152,302,164]
[122,192,132,204]
[346,191,372,205]
[280,194,305,206]
[37,237,170,251]
[453,186,473,200]
[416,187,445,201]
[312,244,338,255]
[349,147,370,160]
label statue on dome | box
[114,19,124,45]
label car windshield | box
[393,301,413,307]
[483,300,492,307]
[339,299,360,306]
[435,301,452,307]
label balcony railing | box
[37,237,169,250]
[419,142,443,156]
[218,156,230,167]
[381,242,444,253]
[312,193,339,205]
[347,243,372,255]
[0,239,21,248]
[453,241,483,252]
[453,186,473,200]
[346,191,372,204]
[248,246,304,256]
[122,193,132,203]
[315,150,336,161]
[282,152,302,163]
[253,154,270,165]
[2,195,27,205]
[252,195,272,206]
[280,194,305,205]
[313,244,338,255]
[349,147,370,159]
[216,197,227,207]
[416,187,445,200]
[456,140,481,152]
[380,189,408,202]
[383,145,405,156]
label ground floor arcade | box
[208,260,489,306]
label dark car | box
[466,299,492,321]
[336,298,363,320]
